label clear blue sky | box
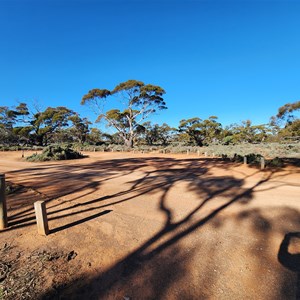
[1,0,300,131]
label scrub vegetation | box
[0,80,299,160]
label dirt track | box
[0,151,300,299]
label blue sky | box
[0,0,300,131]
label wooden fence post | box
[244,156,247,165]
[34,201,49,236]
[261,157,265,170]
[0,174,8,229]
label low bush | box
[0,145,44,151]
[231,154,244,163]
[245,153,263,164]
[266,157,284,167]
[26,145,85,162]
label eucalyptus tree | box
[142,122,176,146]
[87,128,104,145]
[271,100,300,139]
[224,120,272,144]
[81,80,167,147]
[0,103,30,145]
[68,114,91,144]
[178,117,204,146]
[178,116,222,146]
[276,101,300,121]
[30,106,75,146]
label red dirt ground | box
[0,151,300,299]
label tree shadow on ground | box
[50,210,112,234]
[5,157,247,231]
[3,156,300,299]
[21,158,294,298]
[42,206,299,300]
[6,157,153,230]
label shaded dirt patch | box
[0,152,299,299]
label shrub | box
[245,153,263,164]
[26,145,85,162]
[231,153,244,163]
[267,157,284,167]
[221,154,229,161]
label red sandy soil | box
[0,150,300,299]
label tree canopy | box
[81,79,167,147]
[178,116,222,146]
[270,100,300,140]
[1,99,300,148]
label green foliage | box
[82,79,167,147]
[160,143,299,159]
[270,100,300,140]
[222,135,235,145]
[278,119,300,139]
[2,99,300,149]
[0,103,29,129]
[229,153,264,164]
[140,122,175,146]
[267,157,284,167]
[26,145,84,162]
[231,154,244,163]
[245,153,263,164]
[223,120,272,144]
[0,103,30,145]
[30,106,75,145]
[86,127,104,145]
[178,116,222,146]
[68,114,91,144]
[277,101,300,120]
[178,117,203,146]
[81,89,111,105]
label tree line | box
[1,80,299,148]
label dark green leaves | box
[81,89,111,105]
[81,79,167,147]
[112,80,144,94]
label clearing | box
[0,151,299,299]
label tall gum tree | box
[270,100,300,139]
[0,103,30,144]
[178,116,222,146]
[81,80,167,147]
[30,106,75,146]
